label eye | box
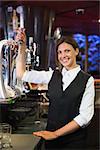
[64,49,70,53]
[57,50,62,54]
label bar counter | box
[10,134,40,150]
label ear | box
[75,48,79,56]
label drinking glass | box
[1,123,12,149]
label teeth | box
[62,58,69,63]
[63,60,67,63]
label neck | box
[65,64,79,71]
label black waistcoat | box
[46,69,90,132]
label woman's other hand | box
[33,130,58,140]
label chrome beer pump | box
[0,39,18,101]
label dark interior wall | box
[0,7,5,40]
[25,6,55,69]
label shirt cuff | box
[22,71,29,82]
[74,115,88,128]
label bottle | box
[36,55,39,67]
[29,37,33,50]
[26,48,31,65]
[29,37,34,69]
[12,9,18,31]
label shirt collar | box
[62,65,81,77]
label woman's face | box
[57,42,79,70]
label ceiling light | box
[75,9,85,15]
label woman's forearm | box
[33,120,81,140]
[54,120,80,137]
[16,44,26,79]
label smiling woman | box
[15,28,95,150]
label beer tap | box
[0,39,17,100]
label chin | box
[63,63,70,67]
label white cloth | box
[22,66,95,127]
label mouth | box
[61,57,70,64]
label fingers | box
[16,28,25,33]
[33,131,43,137]
[15,28,26,44]
[33,131,57,140]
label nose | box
[61,51,67,58]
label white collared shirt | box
[22,66,95,127]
